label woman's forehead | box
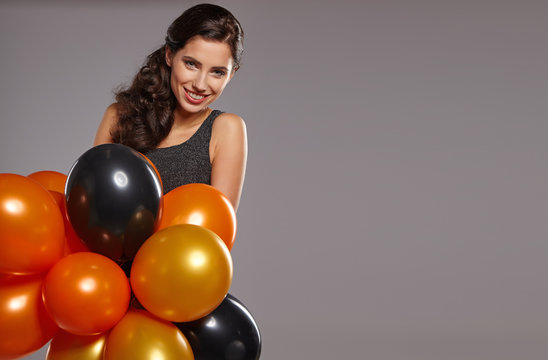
[179,37,233,68]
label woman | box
[94,4,247,211]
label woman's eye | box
[212,70,226,77]
[184,60,196,68]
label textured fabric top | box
[144,110,222,194]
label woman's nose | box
[192,72,208,92]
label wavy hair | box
[111,4,244,152]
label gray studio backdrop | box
[1,0,547,359]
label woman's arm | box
[210,113,248,212]
[94,104,118,145]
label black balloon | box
[176,294,261,360]
[65,144,163,263]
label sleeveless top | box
[144,110,222,194]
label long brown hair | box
[111,4,244,152]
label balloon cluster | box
[0,144,261,360]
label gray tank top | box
[145,110,222,194]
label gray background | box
[1,0,547,359]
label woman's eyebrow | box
[182,55,201,64]
[211,65,229,72]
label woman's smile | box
[184,88,210,104]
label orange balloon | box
[0,173,65,274]
[131,224,232,322]
[104,310,194,360]
[46,330,106,360]
[158,183,237,250]
[28,170,67,194]
[42,252,131,335]
[0,274,59,359]
[49,191,89,255]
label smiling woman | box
[165,38,235,112]
[94,4,247,210]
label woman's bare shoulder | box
[104,103,119,118]
[94,103,120,145]
[212,112,246,135]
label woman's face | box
[166,36,235,115]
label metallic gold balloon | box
[103,309,194,360]
[131,224,232,322]
[46,330,106,360]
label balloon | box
[42,252,130,335]
[140,152,163,189]
[123,207,156,259]
[158,184,237,250]
[48,191,89,255]
[85,227,124,262]
[0,173,65,274]
[131,224,232,322]
[0,274,59,359]
[28,170,67,194]
[177,294,261,360]
[46,330,106,360]
[65,144,163,262]
[64,184,90,237]
[103,309,194,360]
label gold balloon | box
[130,224,232,322]
[103,310,194,360]
[46,331,106,360]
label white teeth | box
[187,91,205,100]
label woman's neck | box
[172,106,212,129]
